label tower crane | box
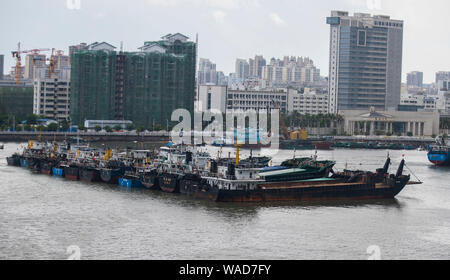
[11,42,50,84]
[48,49,66,79]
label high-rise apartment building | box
[249,55,266,78]
[260,56,320,86]
[436,71,450,85]
[235,59,250,80]
[406,71,423,88]
[198,58,218,85]
[24,54,47,80]
[70,33,196,128]
[69,43,88,64]
[327,11,404,113]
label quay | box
[0,131,169,143]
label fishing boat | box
[28,157,41,173]
[139,168,160,190]
[280,139,315,150]
[79,166,101,182]
[6,154,21,166]
[99,151,129,184]
[428,146,450,166]
[40,160,56,175]
[158,168,183,193]
[427,136,450,166]
[19,156,29,168]
[63,164,80,180]
[52,165,65,177]
[314,141,333,150]
[179,156,412,202]
[118,173,145,188]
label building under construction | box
[70,33,196,128]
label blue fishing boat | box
[52,167,65,177]
[20,157,29,168]
[427,136,450,166]
[118,176,144,188]
[428,146,450,166]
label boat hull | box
[118,177,144,188]
[28,158,41,173]
[100,168,124,184]
[140,171,160,190]
[20,158,29,168]
[427,151,450,166]
[52,167,65,177]
[41,161,55,175]
[314,142,333,150]
[158,173,181,193]
[180,176,410,203]
[6,156,20,166]
[80,168,101,182]
[180,174,219,200]
[64,166,79,180]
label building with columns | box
[341,107,440,137]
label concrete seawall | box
[0,132,170,143]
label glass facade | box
[337,26,388,111]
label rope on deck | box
[404,163,422,183]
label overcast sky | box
[1,0,449,83]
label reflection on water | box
[0,143,450,259]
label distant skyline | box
[0,0,449,83]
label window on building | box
[207,93,212,110]
[358,30,367,46]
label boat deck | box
[259,179,365,190]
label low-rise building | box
[226,88,288,113]
[341,107,440,137]
[84,120,133,130]
[197,85,288,113]
[287,89,329,115]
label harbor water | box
[1,143,450,260]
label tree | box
[60,120,69,131]
[26,114,39,125]
[78,124,87,131]
[126,124,135,131]
[114,125,122,131]
[95,126,102,132]
[136,126,145,133]
[154,124,163,131]
[104,126,113,133]
[47,123,58,132]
